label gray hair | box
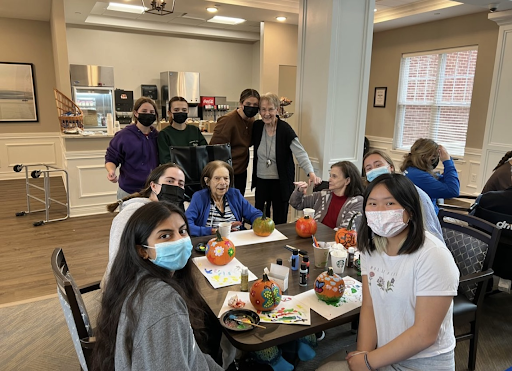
[260,93,280,111]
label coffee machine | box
[114,89,134,125]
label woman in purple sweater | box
[105,97,159,199]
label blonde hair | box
[260,93,280,111]
[400,138,438,175]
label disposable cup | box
[219,222,231,238]
[330,249,347,274]
[313,243,331,268]
[303,208,315,218]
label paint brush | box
[284,245,308,257]
[228,314,266,329]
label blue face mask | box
[145,236,192,271]
[366,166,391,182]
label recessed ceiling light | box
[107,2,146,14]
[207,16,246,25]
[276,16,287,22]
[374,8,377,12]
[207,7,218,13]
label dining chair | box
[51,248,99,371]
[438,210,501,371]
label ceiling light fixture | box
[142,0,176,16]
[276,16,287,22]
[107,2,146,14]
[374,8,377,12]
[207,15,246,25]
[206,7,218,13]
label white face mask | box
[366,209,408,238]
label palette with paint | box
[221,309,261,332]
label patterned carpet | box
[0,290,510,371]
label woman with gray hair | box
[252,93,321,224]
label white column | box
[296,0,375,179]
[478,10,512,190]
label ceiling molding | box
[209,0,299,13]
[488,9,512,26]
[375,0,462,23]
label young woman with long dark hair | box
[93,202,223,371]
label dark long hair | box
[92,202,207,371]
[357,173,425,255]
[331,161,365,197]
[106,163,185,212]
[493,150,512,171]
[132,97,158,123]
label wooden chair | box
[438,210,501,371]
[51,248,100,371]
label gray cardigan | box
[115,278,223,371]
[289,188,363,230]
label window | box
[394,47,478,157]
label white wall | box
[66,26,258,102]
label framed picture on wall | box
[0,62,38,122]
[373,87,387,108]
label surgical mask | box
[172,112,188,124]
[366,209,408,238]
[366,166,391,182]
[137,113,156,127]
[156,184,185,211]
[145,236,192,271]
[243,105,259,118]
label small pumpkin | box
[253,202,275,237]
[335,213,359,248]
[296,215,317,238]
[206,230,235,266]
[314,267,345,303]
[250,273,282,312]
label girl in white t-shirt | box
[319,173,459,371]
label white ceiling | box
[1,0,512,39]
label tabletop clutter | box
[192,214,362,332]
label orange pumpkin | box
[296,215,317,238]
[314,267,345,303]
[250,273,282,312]
[253,202,275,237]
[206,230,235,266]
[335,213,359,248]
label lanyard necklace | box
[266,125,276,167]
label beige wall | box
[366,12,499,150]
[260,22,298,94]
[65,26,257,103]
[0,18,58,133]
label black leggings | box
[234,171,247,197]
[255,178,289,225]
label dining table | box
[191,222,361,352]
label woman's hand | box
[107,171,118,183]
[438,145,450,162]
[231,221,243,230]
[293,181,309,194]
[346,351,370,371]
[309,172,322,186]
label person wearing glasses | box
[251,93,321,224]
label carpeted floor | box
[0,291,511,371]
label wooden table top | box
[192,222,361,351]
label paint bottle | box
[299,263,308,286]
[302,255,310,278]
[347,247,355,268]
[291,250,299,271]
[276,258,283,266]
[240,267,249,292]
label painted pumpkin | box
[335,213,359,248]
[250,273,282,312]
[253,202,275,237]
[314,267,345,303]
[296,215,317,238]
[206,230,235,266]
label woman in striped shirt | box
[186,161,263,236]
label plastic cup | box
[330,248,347,274]
[304,208,315,218]
[219,222,231,238]
[313,243,331,268]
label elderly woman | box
[290,161,364,230]
[400,138,459,214]
[252,93,321,224]
[186,161,262,237]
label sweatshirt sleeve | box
[157,130,172,165]
[406,164,459,200]
[435,159,460,199]
[290,138,314,175]
[239,194,263,224]
[289,188,318,210]
[195,126,208,146]
[209,117,231,145]
[185,193,213,237]
[105,133,124,166]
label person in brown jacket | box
[210,89,260,196]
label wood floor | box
[0,178,114,304]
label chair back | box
[169,144,232,199]
[51,248,93,371]
[438,210,501,302]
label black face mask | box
[137,113,156,127]
[173,112,188,124]
[243,105,259,118]
[431,157,440,169]
[157,184,185,211]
